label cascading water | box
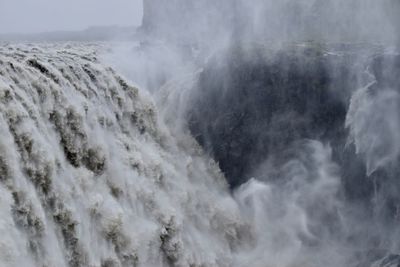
[156,42,400,267]
[0,43,251,267]
[1,42,400,267]
[1,1,400,267]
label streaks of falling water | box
[0,43,246,267]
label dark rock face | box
[188,44,400,222]
[187,44,400,264]
[188,45,356,188]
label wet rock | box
[27,58,60,84]
[188,45,352,188]
[187,44,400,227]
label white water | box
[0,42,396,267]
[346,84,400,175]
[0,43,250,267]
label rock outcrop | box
[186,44,400,257]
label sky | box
[0,0,143,33]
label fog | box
[127,1,400,266]
[0,0,143,33]
[1,0,400,266]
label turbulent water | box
[0,1,394,266]
[1,41,400,267]
[0,43,253,267]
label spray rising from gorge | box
[0,0,400,266]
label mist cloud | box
[0,0,143,33]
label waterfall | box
[0,43,248,267]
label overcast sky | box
[0,0,143,33]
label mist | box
[1,0,400,266]
[133,0,400,266]
[0,0,143,34]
